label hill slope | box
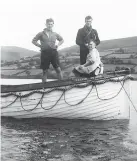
[59,36,137,55]
[98,36,137,51]
[1,46,39,61]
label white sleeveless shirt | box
[86,48,101,73]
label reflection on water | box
[1,81,137,161]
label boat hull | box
[1,77,130,120]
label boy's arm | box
[56,33,64,48]
[83,60,94,67]
[32,32,42,48]
[83,50,96,67]
[56,40,64,48]
[94,30,100,46]
[76,29,85,46]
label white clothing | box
[76,48,103,74]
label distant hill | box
[1,46,39,61]
[59,45,79,54]
[59,36,137,55]
[97,36,137,51]
[1,36,137,61]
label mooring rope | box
[19,92,45,112]
[64,84,94,106]
[40,90,65,110]
[1,96,19,109]
[94,79,126,100]
[115,74,137,114]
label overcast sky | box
[0,0,137,51]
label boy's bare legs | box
[42,67,63,83]
[42,69,48,83]
[55,67,63,80]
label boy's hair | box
[89,39,96,45]
[85,16,93,22]
[46,18,54,24]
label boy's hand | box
[85,43,88,47]
[79,65,84,70]
[55,45,59,49]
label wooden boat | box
[1,70,135,120]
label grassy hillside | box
[97,36,137,51]
[1,46,39,61]
[58,36,137,55]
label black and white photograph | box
[1,0,137,160]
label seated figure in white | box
[73,40,103,77]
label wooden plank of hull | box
[1,80,130,120]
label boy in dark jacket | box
[76,16,100,65]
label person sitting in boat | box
[73,40,103,77]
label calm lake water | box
[1,79,137,161]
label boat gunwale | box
[1,74,129,93]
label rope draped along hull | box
[1,75,131,120]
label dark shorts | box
[40,49,60,70]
